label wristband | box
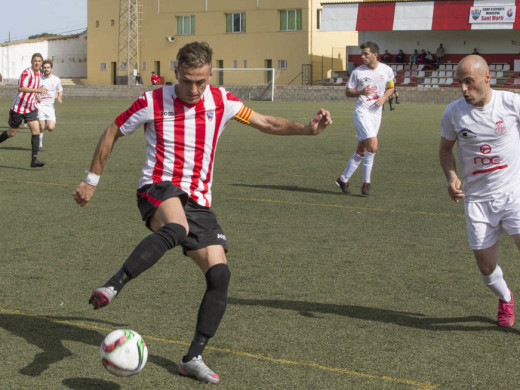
[85,171,100,186]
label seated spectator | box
[472,48,480,55]
[416,49,426,64]
[396,50,405,63]
[381,50,392,63]
[409,49,419,65]
[425,51,434,64]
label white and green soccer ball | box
[100,329,148,377]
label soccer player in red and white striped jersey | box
[0,53,48,167]
[73,42,332,384]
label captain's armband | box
[386,79,395,89]
[234,106,254,125]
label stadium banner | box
[469,6,516,24]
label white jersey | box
[38,74,62,106]
[441,90,520,200]
[346,62,394,114]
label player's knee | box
[155,223,188,250]
[205,263,231,293]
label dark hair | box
[176,41,213,69]
[42,59,53,68]
[359,41,379,54]
[31,53,43,62]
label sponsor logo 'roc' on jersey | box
[11,68,41,114]
[115,85,246,207]
[440,90,520,199]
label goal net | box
[211,68,277,101]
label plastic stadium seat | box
[503,64,511,71]
[496,71,504,78]
[490,78,497,85]
[489,64,496,70]
[439,71,446,77]
[431,71,439,77]
[404,70,411,77]
[496,64,503,71]
[423,77,431,84]
[439,64,446,70]
[417,70,425,78]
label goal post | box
[211,68,276,101]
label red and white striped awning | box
[321,1,520,31]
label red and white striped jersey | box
[115,84,245,207]
[11,67,41,114]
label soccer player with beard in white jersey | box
[440,55,520,328]
[72,42,332,384]
[335,41,395,196]
[37,60,63,151]
[0,53,48,167]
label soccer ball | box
[100,329,148,377]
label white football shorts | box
[353,108,382,141]
[465,192,520,250]
[37,104,56,122]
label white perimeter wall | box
[0,34,87,81]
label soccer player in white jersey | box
[439,55,520,328]
[37,59,63,150]
[0,53,48,167]
[335,41,395,196]
[72,42,332,384]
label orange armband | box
[234,106,253,125]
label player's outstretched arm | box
[73,122,123,207]
[439,137,465,203]
[248,108,332,136]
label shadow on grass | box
[228,297,520,333]
[230,183,358,196]
[0,165,32,171]
[0,313,175,379]
[0,146,31,151]
[62,378,121,390]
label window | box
[142,61,146,71]
[280,9,302,31]
[111,19,115,26]
[277,59,287,69]
[317,9,322,30]
[170,61,178,70]
[100,62,107,71]
[233,60,238,69]
[177,15,195,35]
[243,59,248,68]
[226,13,246,33]
[96,20,100,28]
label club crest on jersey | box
[206,111,215,121]
[495,120,506,136]
[458,128,477,138]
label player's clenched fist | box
[73,182,96,207]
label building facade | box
[0,34,87,83]
[87,0,358,86]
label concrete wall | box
[0,34,87,80]
[0,84,467,104]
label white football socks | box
[362,152,375,183]
[341,153,363,182]
[481,265,511,301]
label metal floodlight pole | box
[118,0,142,85]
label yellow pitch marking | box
[0,307,439,389]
